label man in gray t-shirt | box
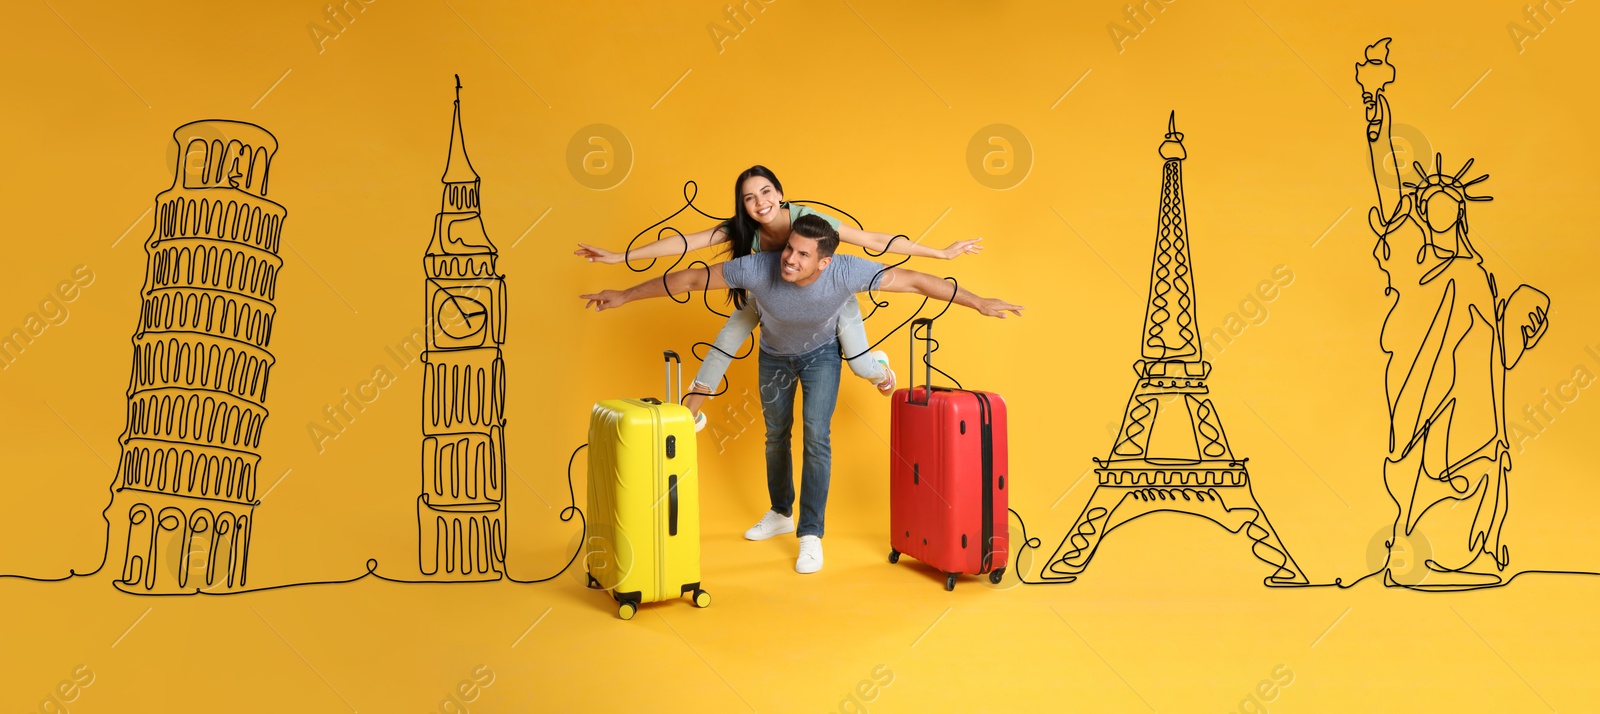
[719,250,883,357]
[582,215,1023,574]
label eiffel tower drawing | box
[1041,113,1307,586]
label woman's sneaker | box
[744,510,795,540]
[870,351,896,396]
[693,411,707,433]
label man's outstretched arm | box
[874,267,1024,318]
[580,263,729,311]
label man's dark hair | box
[791,214,841,257]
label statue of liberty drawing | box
[1355,38,1551,590]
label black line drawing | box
[1356,39,1566,590]
[582,182,975,420]
[1038,113,1308,586]
[2,81,586,595]
[105,119,286,594]
[416,75,509,580]
[4,58,1587,604]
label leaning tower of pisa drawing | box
[108,120,285,594]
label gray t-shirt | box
[721,252,885,356]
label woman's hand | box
[940,238,984,260]
[575,243,623,264]
[975,297,1024,319]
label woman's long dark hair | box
[721,165,783,309]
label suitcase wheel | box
[888,549,900,564]
[692,589,712,608]
[618,601,637,621]
[989,568,1006,585]
[944,573,958,591]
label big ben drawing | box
[417,77,508,580]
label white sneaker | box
[744,510,795,541]
[869,350,896,396]
[795,535,824,574]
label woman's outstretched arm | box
[575,225,730,264]
[837,224,983,260]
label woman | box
[576,165,983,428]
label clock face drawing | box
[428,280,502,349]
[437,294,488,339]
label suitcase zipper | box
[655,404,667,601]
[975,392,995,573]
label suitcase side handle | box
[909,318,935,406]
[667,474,679,536]
[663,350,682,405]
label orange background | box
[2,1,1597,711]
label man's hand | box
[580,289,629,311]
[940,238,984,260]
[574,243,623,264]
[975,297,1024,319]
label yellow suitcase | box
[585,351,709,619]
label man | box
[581,215,1023,574]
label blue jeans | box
[758,341,842,539]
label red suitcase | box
[889,319,1008,590]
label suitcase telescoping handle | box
[664,351,682,537]
[909,318,935,406]
[664,350,682,405]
